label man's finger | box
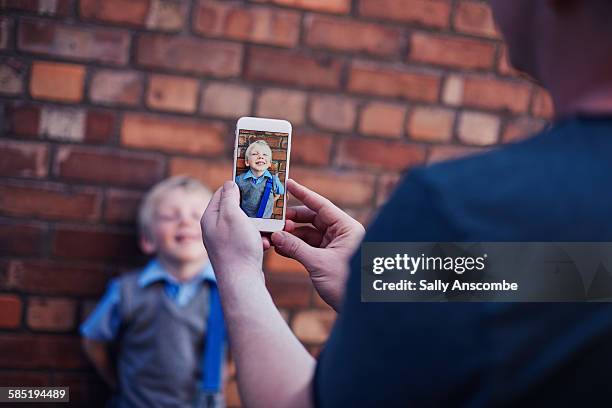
[202,187,223,222]
[286,206,317,224]
[291,226,323,247]
[271,231,316,267]
[219,180,242,217]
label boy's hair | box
[245,140,272,159]
[138,176,212,238]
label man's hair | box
[138,176,212,238]
[245,140,272,159]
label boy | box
[235,140,284,218]
[81,176,226,408]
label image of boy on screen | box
[235,140,285,218]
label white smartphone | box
[233,117,292,232]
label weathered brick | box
[256,89,306,125]
[502,117,546,143]
[27,297,76,331]
[428,145,483,164]
[137,34,242,77]
[30,61,85,102]
[459,76,531,113]
[407,106,455,143]
[359,0,451,28]
[0,0,72,16]
[290,167,375,207]
[38,106,115,144]
[89,69,143,106]
[0,295,22,329]
[532,87,554,119]
[457,111,500,145]
[146,0,189,31]
[122,113,227,156]
[264,249,307,276]
[337,138,425,171]
[0,181,101,221]
[201,82,253,119]
[18,19,130,65]
[348,61,440,102]
[5,103,41,138]
[54,146,165,188]
[291,130,333,166]
[0,219,46,257]
[0,58,26,95]
[104,189,144,224]
[310,95,357,132]
[409,32,496,70]
[169,158,233,190]
[453,1,498,38]
[194,2,300,48]
[52,225,141,261]
[0,140,48,178]
[80,0,150,26]
[252,0,350,14]
[4,260,107,298]
[147,74,199,113]
[246,47,342,90]
[0,334,86,369]
[359,101,406,138]
[305,15,401,57]
[292,309,336,343]
[266,274,311,308]
[442,74,464,106]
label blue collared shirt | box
[235,169,284,194]
[80,259,216,341]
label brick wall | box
[0,0,553,406]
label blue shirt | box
[80,259,216,341]
[314,117,612,406]
[235,169,284,195]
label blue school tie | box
[256,178,274,218]
[201,280,226,394]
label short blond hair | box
[245,140,272,159]
[138,176,212,238]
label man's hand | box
[272,179,365,311]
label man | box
[202,0,612,406]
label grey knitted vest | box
[236,175,275,218]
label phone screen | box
[234,129,288,220]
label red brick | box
[428,145,483,164]
[27,297,76,331]
[51,372,107,407]
[359,102,406,138]
[0,295,22,329]
[52,225,141,261]
[104,189,144,224]
[498,46,520,77]
[407,106,455,143]
[122,113,227,156]
[54,146,165,188]
[4,103,41,137]
[0,17,12,50]
[18,19,130,65]
[30,61,85,102]
[0,219,46,257]
[0,140,48,178]
[292,309,336,343]
[336,138,425,171]
[147,74,199,113]
[502,117,546,143]
[457,111,500,146]
[85,109,116,143]
[0,371,49,387]
[146,0,188,31]
[310,95,357,132]
[225,379,241,408]
[80,0,150,26]
[194,2,300,48]
[264,249,307,276]
[0,334,86,369]
[89,69,143,106]
[376,173,402,206]
[461,76,532,113]
[454,1,498,38]
[252,0,350,14]
[137,34,242,77]
[4,260,108,296]
[291,130,333,166]
[290,167,375,207]
[246,47,342,90]
[0,58,26,95]
[256,88,306,126]
[409,32,496,70]
[359,0,451,28]
[201,82,253,119]
[0,181,101,221]
[0,0,72,16]
[348,61,440,102]
[305,15,401,57]
[169,158,233,190]
[266,274,311,308]
[532,88,554,119]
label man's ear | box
[140,233,156,255]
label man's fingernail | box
[272,232,283,244]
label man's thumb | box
[220,181,240,213]
[272,231,314,266]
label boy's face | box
[141,188,211,264]
[246,146,271,173]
